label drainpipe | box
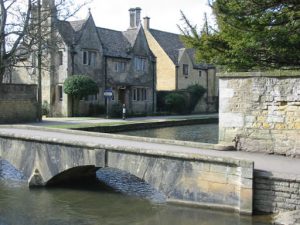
[206,69,209,112]
[70,38,76,75]
[175,65,179,90]
[104,56,108,110]
[152,58,156,113]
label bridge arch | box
[0,128,254,214]
[45,165,100,186]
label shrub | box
[165,92,187,114]
[109,103,122,118]
[63,75,98,116]
[42,100,50,116]
[64,75,98,98]
[186,84,206,112]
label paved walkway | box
[0,126,299,178]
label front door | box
[118,88,126,104]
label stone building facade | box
[143,16,218,111]
[10,3,156,117]
[218,71,300,157]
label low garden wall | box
[218,71,300,157]
[0,84,38,123]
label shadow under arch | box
[0,159,25,181]
[46,165,100,187]
[96,167,166,203]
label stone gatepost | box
[218,70,300,157]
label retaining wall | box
[0,84,38,123]
[254,171,300,213]
[218,71,300,157]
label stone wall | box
[254,170,300,213]
[0,84,38,123]
[218,71,300,157]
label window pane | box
[58,51,63,65]
[135,89,137,100]
[58,85,63,101]
[83,51,87,65]
[183,64,189,75]
[137,88,140,101]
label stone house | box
[10,3,156,117]
[143,16,218,112]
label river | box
[117,123,219,144]
[0,161,272,225]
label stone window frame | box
[58,51,63,66]
[134,56,147,72]
[132,87,147,101]
[57,85,63,101]
[183,64,189,76]
[82,50,96,66]
[114,60,126,73]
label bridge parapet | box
[0,127,253,214]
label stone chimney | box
[143,17,150,30]
[129,7,141,29]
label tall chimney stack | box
[129,7,141,29]
[135,7,141,27]
[143,17,150,30]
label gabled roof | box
[97,27,132,58]
[123,28,140,47]
[149,29,184,65]
[148,29,215,69]
[56,17,150,60]
[55,20,76,45]
[69,20,86,32]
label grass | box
[45,121,136,129]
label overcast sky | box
[76,0,213,34]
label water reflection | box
[0,159,272,225]
[118,124,219,143]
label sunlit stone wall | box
[218,71,300,157]
[0,84,38,123]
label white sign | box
[104,89,113,97]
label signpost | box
[104,88,113,118]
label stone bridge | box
[0,126,253,214]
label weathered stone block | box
[276,202,296,210]
[219,113,244,128]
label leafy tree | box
[64,75,98,116]
[179,0,300,71]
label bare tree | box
[0,0,90,84]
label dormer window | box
[83,50,96,66]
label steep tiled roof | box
[97,27,132,58]
[55,20,75,45]
[149,29,184,65]
[56,19,88,45]
[149,29,214,69]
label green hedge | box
[157,84,206,114]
